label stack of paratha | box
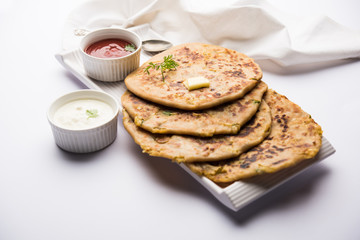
[122,43,323,183]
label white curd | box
[53,98,114,130]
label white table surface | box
[0,0,359,239]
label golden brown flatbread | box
[186,89,323,182]
[124,43,262,110]
[122,101,271,163]
[121,81,268,137]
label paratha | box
[186,89,323,183]
[125,43,262,110]
[122,101,271,163]
[121,81,268,137]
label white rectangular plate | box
[55,25,336,211]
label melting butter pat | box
[183,76,210,90]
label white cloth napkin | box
[62,0,360,66]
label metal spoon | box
[142,39,173,53]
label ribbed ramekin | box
[79,28,142,82]
[47,90,120,153]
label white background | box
[0,0,359,239]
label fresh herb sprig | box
[86,109,99,119]
[125,44,136,52]
[162,111,173,116]
[144,55,179,81]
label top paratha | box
[186,89,323,183]
[125,43,262,110]
[121,81,268,137]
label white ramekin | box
[79,28,142,82]
[47,90,120,153]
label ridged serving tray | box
[55,24,336,211]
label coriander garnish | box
[125,44,136,52]
[144,55,179,81]
[162,111,173,116]
[86,109,99,119]
[214,166,226,175]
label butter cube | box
[183,76,210,90]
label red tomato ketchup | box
[85,39,135,58]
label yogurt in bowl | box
[53,98,114,130]
[47,90,120,153]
